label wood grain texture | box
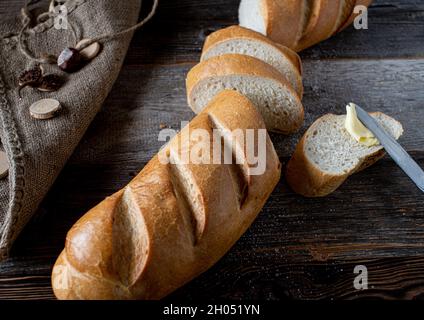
[2,0,422,64]
[124,0,424,64]
[0,0,423,300]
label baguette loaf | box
[286,112,403,197]
[52,90,281,299]
[201,26,303,97]
[186,54,304,134]
[238,0,373,52]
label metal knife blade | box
[355,104,424,193]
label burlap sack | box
[0,0,142,259]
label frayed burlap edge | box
[0,72,26,260]
[0,0,87,259]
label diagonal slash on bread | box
[52,90,281,299]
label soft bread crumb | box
[202,38,301,95]
[304,113,403,174]
[239,0,266,35]
[190,75,303,133]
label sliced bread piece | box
[286,112,403,197]
[298,0,321,44]
[299,0,314,39]
[333,0,357,34]
[186,54,304,134]
[238,0,373,52]
[295,0,342,51]
[201,26,303,98]
[238,0,305,50]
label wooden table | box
[0,0,423,300]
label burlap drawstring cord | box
[16,0,159,64]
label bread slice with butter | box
[286,107,403,197]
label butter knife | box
[355,105,424,192]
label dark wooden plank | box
[67,59,424,166]
[1,0,423,64]
[0,57,423,299]
[126,0,424,64]
[3,255,424,300]
[170,256,424,300]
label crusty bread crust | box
[299,0,320,42]
[201,25,303,97]
[334,0,357,34]
[297,0,373,50]
[296,0,342,51]
[286,112,403,197]
[186,54,304,133]
[262,0,305,49]
[240,0,373,51]
[52,90,281,299]
[275,43,303,76]
[202,25,302,74]
[187,54,295,99]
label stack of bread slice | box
[185,1,404,198]
[186,26,304,134]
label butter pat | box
[345,103,379,147]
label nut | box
[57,47,82,72]
[37,74,64,92]
[18,65,42,87]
